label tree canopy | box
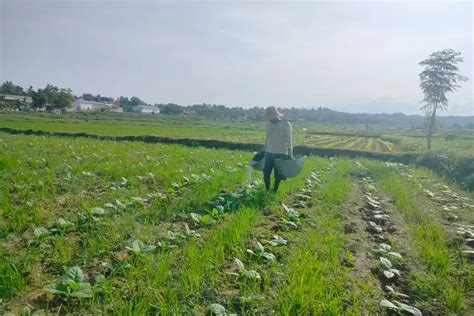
[419,49,468,113]
[31,84,73,109]
[0,81,26,96]
[118,96,147,112]
[81,93,114,103]
[419,49,468,149]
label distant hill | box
[330,96,472,116]
[275,107,473,128]
[153,103,474,128]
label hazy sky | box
[1,0,473,115]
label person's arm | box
[261,123,269,153]
[287,122,293,159]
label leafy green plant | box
[208,303,228,316]
[281,203,300,223]
[190,212,215,226]
[184,224,201,238]
[34,227,49,239]
[379,299,422,316]
[101,260,131,273]
[43,266,92,298]
[246,242,276,263]
[125,239,156,254]
[228,258,261,281]
[279,217,298,230]
[266,234,287,247]
[56,217,75,228]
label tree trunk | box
[427,104,437,151]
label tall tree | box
[419,49,468,150]
[27,86,34,96]
[0,81,25,95]
[31,90,47,109]
[54,90,73,109]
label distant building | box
[0,94,32,104]
[183,109,196,116]
[109,102,123,113]
[133,105,160,114]
[72,98,114,111]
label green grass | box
[0,256,26,298]
[274,160,358,315]
[366,161,474,314]
[0,133,250,235]
[0,132,253,311]
[0,111,406,153]
[1,115,473,314]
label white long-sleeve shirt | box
[264,120,293,155]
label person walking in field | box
[262,106,293,193]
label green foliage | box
[274,161,360,315]
[246,242,276,263]
[415,152,474,191]
[30,84,73,110]
[444,288,463,313]
[81,93,113,103]
[419,49,468,150]
[419,49,468,113]
[0,111,472,189]
[0,81,26,95]
[118,96,146,112]
[126,239,156,254]
[368,162,474,314]
[31,91,47,108]
[159,103,184,115]
[0,116,473,314]
[0,257,26,297]
[43,266,92,298]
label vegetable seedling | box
[126,239,156,254]
[246,242,276,263]
[43,266,92,298]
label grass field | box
[1,112,473,156]
[1,113,474,315]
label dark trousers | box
[263,152,286,192]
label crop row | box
[0,134,256,313]
[360,176,421,315]
[302,135,393,153]
[366,160,474,314]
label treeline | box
[0,81,32,96]
[1,81,472,128]
[81,93,114,103]
[156,103,473,128]
[0,81,146,112]
[0,81,74,110]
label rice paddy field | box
[1,112,474,315]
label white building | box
[110,105,123,113]
[134,105,160,114]
[72,98,110,111]
[0,94,32,104]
